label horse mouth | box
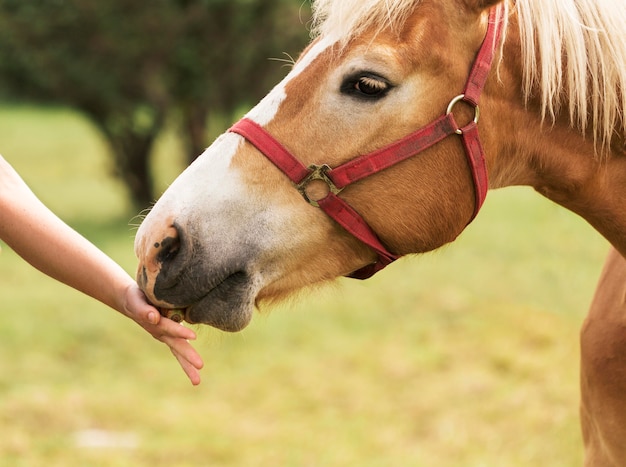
[158,270,256,332]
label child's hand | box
[122,284,204,385]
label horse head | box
[134,0,507,331]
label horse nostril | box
[139,223,188,295]
[156,234,181,264]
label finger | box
[161,333,204,369]
[158,330,204,385]
[124,285,161,325]
[146,310,160,326]
[153,317,198,341]
[150,328,204,385]
[171,348,203,386]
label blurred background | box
[0,0,310,209]
[0,1,611,465]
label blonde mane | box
[311,0,626,150]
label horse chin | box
[183,271,257,332]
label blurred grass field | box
[0,105,609,466]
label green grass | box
[0,105,609,466]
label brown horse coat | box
[582,248,626,466]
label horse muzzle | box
[135,219,259,332]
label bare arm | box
[0,155,203,384]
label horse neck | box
[482,16,626,256]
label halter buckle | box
[446,94,480,135]
[296,164,343,207]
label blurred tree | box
[0,0,310,209]
[171,0,310,162]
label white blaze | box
[245,38,334,126]
[137,37,335,257]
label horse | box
[134,0,626,464]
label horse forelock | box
[311,0,626,152]
[311,0,420,45]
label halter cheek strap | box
[229,7,504,279]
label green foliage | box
[0,105,610,466]
[0,0,310,209]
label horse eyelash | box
[340,72,393,100]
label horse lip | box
[183,270,256,332]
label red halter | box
[230,8,504,279]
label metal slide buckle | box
[296,164,343,207]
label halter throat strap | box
[229,7,503,279]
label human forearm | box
[0,155,203,384]
[4,205,134,313]
[0,160,131,313]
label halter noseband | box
[229,8,504,279]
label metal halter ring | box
[446,94,480,135]
[296,164,343,207]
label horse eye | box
[342,73,391,99]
